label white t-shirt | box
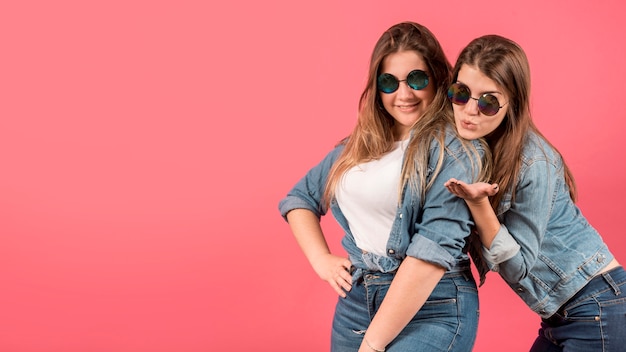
[335,139,408,256]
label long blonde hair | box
[324,22,488,205]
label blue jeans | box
[330,268,479,352]
[530,266,626,352]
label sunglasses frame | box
[447,82,506,116]
[377,69,429,94]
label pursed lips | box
[459,119,478,130]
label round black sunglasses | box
[447,82,507,116]
[377,70,429,94]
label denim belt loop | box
[461,271,470,282]
[601,270,622,296]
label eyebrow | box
[456,81,503,95]
[382,66,429,73]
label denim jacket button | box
[388,249,395,255]
[597,254,606,263]
[399,213,403,219]
[516,287,524,292]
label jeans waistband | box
[596,266,625,293]
[549,266,625,321]
[586,266,625,295]
[353,260,473,283]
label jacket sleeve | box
[405,137,483,270]
[484,158,557,283]
[278,146,343,221]
[481,225,520,266]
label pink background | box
[2,0,625,351]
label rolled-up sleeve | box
[481,224,521,267]
[278,146,343,221]
[406,138,484,270]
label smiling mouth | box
[396,102,419,108]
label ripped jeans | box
[330,267,479,352]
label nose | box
[396,80,413,99]
[463,97,480,115]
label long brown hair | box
[324,22,487,205]
[452,35,577,210]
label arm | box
[359,135,482,350]
[445,158,555,283]
[286,209,353,297]
[488,160,553,282]
[358,257,445,352]
[279,146,354,296]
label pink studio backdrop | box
[1,1,625,351]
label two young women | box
[279,22,625,351]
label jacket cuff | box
[406,235,455,271]
[278,196,321,221]
[482,224,520,266]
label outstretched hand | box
[310,253,353,298]
[444,178,499,204]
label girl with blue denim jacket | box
[444,35,625,351]
[279,22,489,352]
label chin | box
[457,129,478,141]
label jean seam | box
[445,277,462,351]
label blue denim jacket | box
[483,131,615,318]
[279,127,484,276]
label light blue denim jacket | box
[483,131,615,318]
[279,127,484,276]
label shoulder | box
[521,132,562,168]
[515,132,566,188]
[328,142,346,158]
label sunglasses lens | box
[406,70,429,90]
[377,73,399,93]
[448,83,503,116]
[447,83,470,105]
[478,94,501,116]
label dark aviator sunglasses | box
[377,70,429,94]
[447,82,507,116]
